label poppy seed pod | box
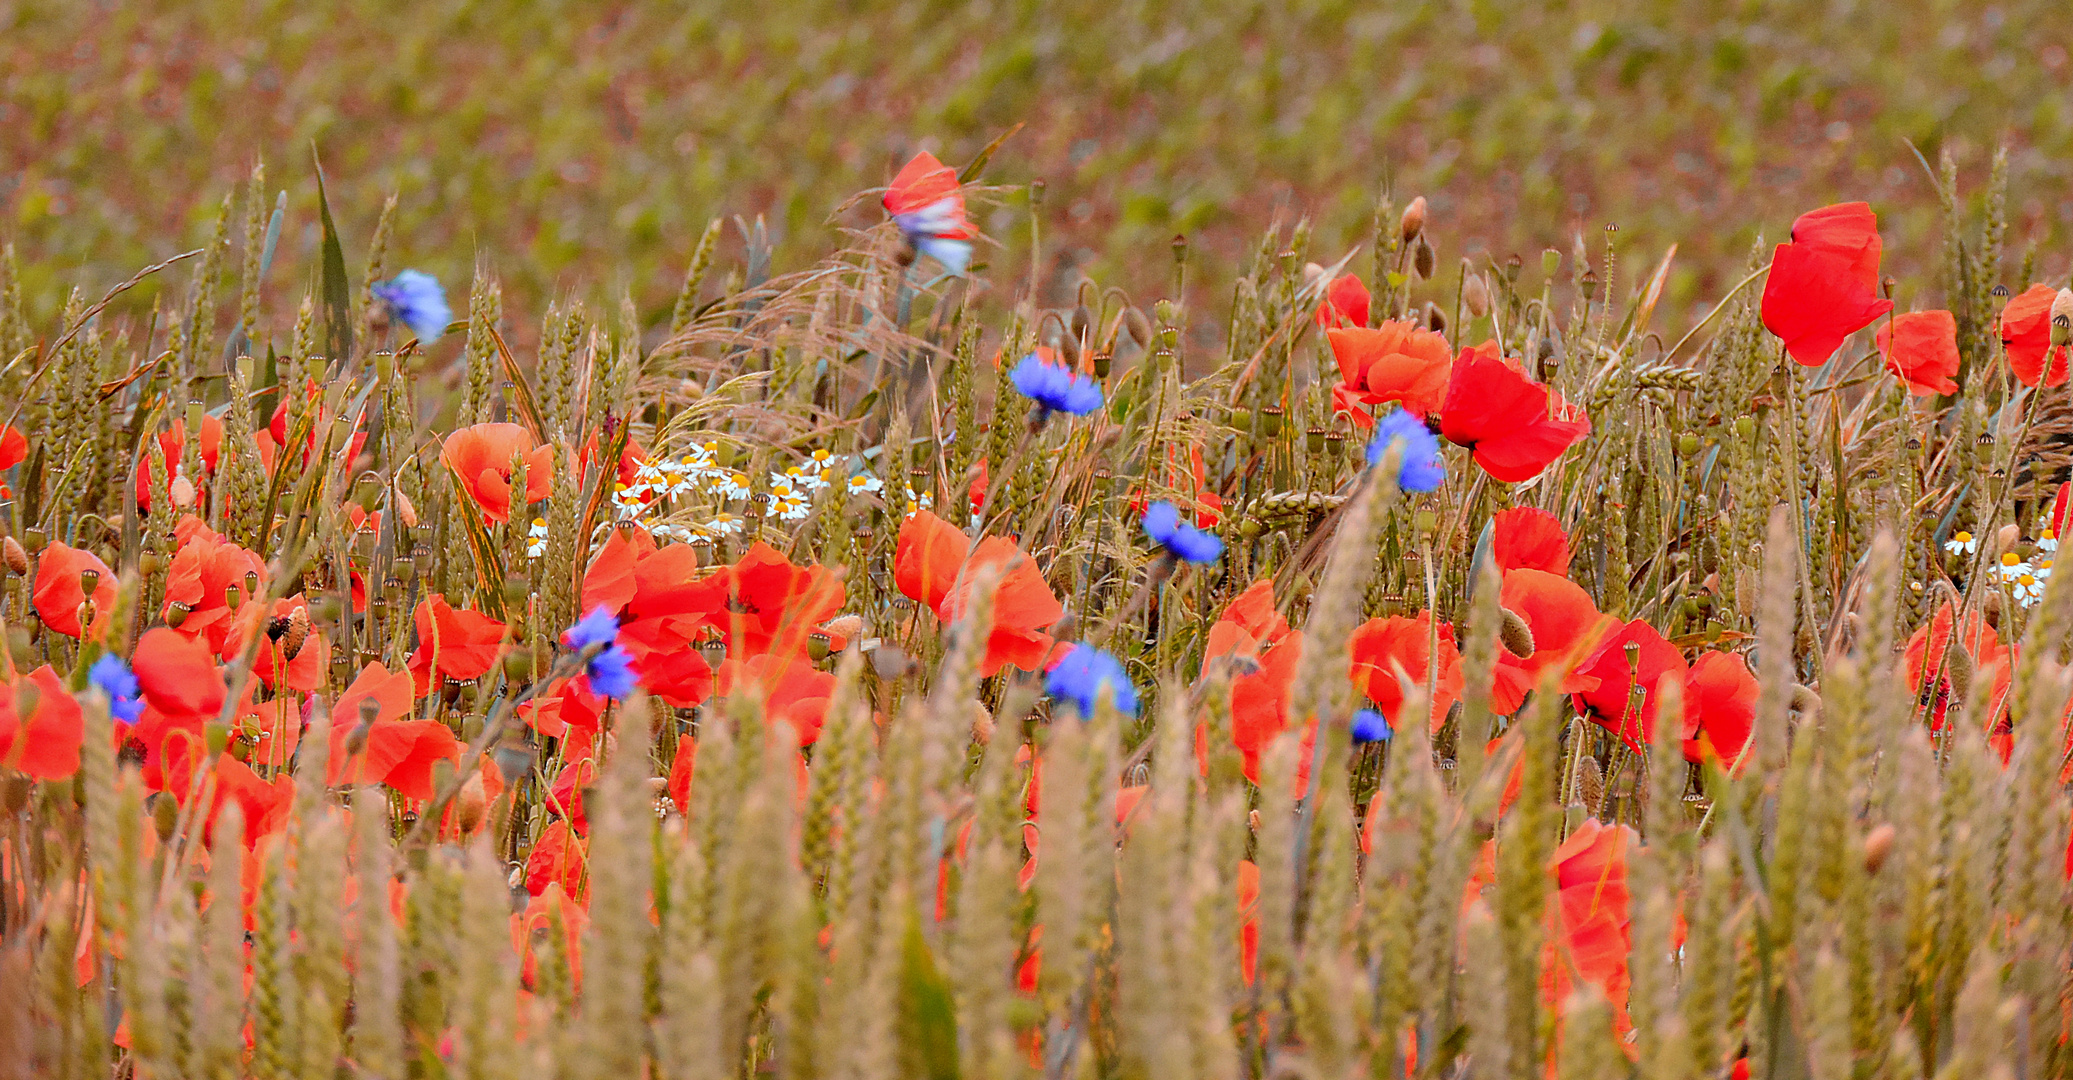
[1497,607,1536,659]
[1,536,24,576]
[166,601,192,629]
[1398,196,1427,244]
[1463,267,1491,318]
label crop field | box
[2,4,2073,1080]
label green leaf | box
[312,145,354,366]
[897,907,961,1080]
[957,122,1024,184]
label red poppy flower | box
[896,509,971,612]
[2050,482,2073,542]
[1201,581,1305,783]
[1791,202,1883,287]
[1237,860,1261,986]
[335,661,418,727]
[686,542,844,661]
[1490,569,1614,715]
[2002,284,2068,388]
[1331,382,1377,432]
[546,756,599,836]
[883,151,974,239]
[1873,310,1960,396]
[440,423,555,523]
[941,536,1065,676]
[32,542,118,639]
[716,653,835,746]
[0,425,25,471]
[1903,600,2013,732]
[1439,344,1591,482]
[205,753,293,850]
[328,717,462,801]
[162,522,267,655]
[666,737,698,813]
[524,820,587,900]
[133,704,208,797]
[1544,818,1634,1022]
[1761,203,1893,366]
[1349,612,1463,732]
[1491,506,1571,575]
[1327,322,1454,417]
[250,596,328,693]
[0,665,84,780]
[406,595,509,692]
[135,414,226,511]
[1682,651,1758,771]
[1314,274,1371,329]
[134,627,228,720]
[1569,619,1688,751]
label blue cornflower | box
[564,606,640,701]
[1009,353,1104,417]
[1365,409,1445,493]
[1142,501,1223,564]
[1044,643,1139,718]
[1351,709,1393,744]
[89,653,144,724]
[370,269,453,344]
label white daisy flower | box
[2016,572,2047,607]
[773,490,813,522]
[611,481,649,513]
[1944,531,1978,556]
[2039,529,2058,555]
[526,517,548,558]
[845,472,884,495]
[781,464,827,492]
[802,448,838,474]
[709,469,752,501]
[700,512,745,536]
[1998,552,2032,581]
[902,491,934,518]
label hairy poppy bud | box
[1,536,24,576]
[282,606,311,660]
[825,614,864,640]
[1979,587,2004,630]
[1462,265,1491,318]
[1123,307,1153,352]
[1302,261,1325,285]
[1498,607,1536,659]
[169,475,197,509]
[1862,822,1896,875]
[394,489,419,530]
[1398,196,1427,244]
[152,793,179,842]
[1413,236,1436,281]
[454,771,487,836]
[1423,302,1447,335]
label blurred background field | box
[4,0,2071,347]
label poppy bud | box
[502,650,533,682]
[1463,267,1491,318]
[825,614,864,640]
[1498,607,1536,659]
[1413,236,1436,281]
[1979,588,2004,630]
[1398,196,1427,244]
[1997,523,2021,555]
[1423,302,1447,335]
[283,607,311,660]
[1575,753,1603,814]
[0,535,21,577]
[454,771,487,836]
[166,602,192,629]
[1862,822,1896,875]
[170,475,197,509]
[1789,683,1821,719]
[205,722,231,756]
[1124,308,1153,352]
